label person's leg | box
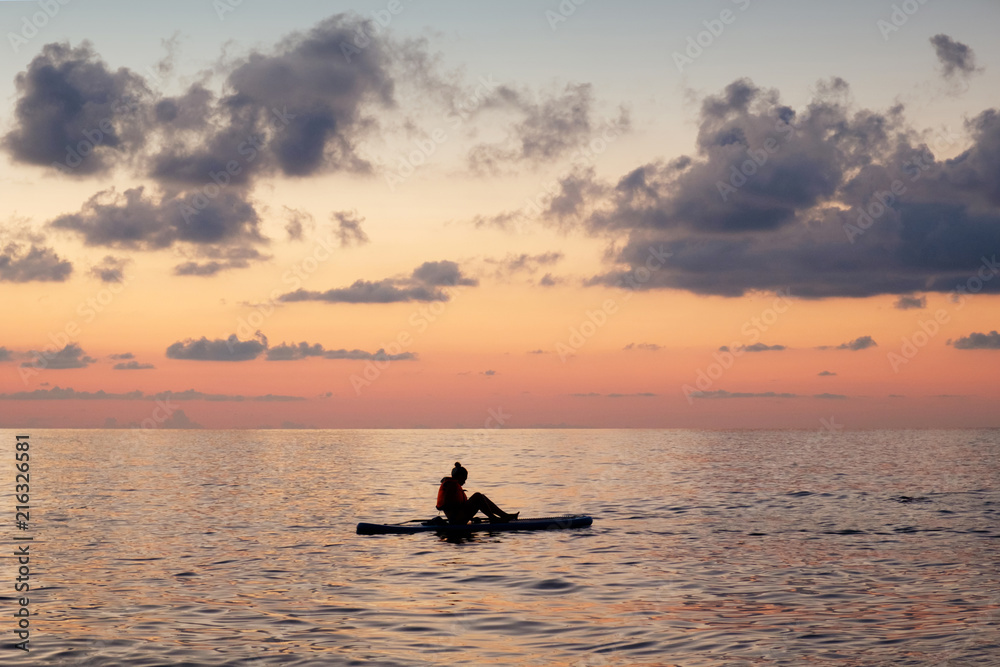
[468,492,518,521]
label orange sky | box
[1,2,999,428]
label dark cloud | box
[0,242,73,282]
[837,336,877,351]
[894,294,926,310]
[818,370,837,376]
[89,255,129,283]
[552,78,1000,298]
[1,42,148,174]
[113,361,155,370]
[949,331,1000,349]
[527,349,547,354]
[280,260,477,303]
[50,186,264,250]
[21,343,95,370]
[930,34,980,79]
[0,347,11,362]
[150,14,395,185]
[332,210,370,247]
[265,342,415,361]
[109,352,134,359]
[166,332,268,361]
[481,370,497,376]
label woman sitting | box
[436,462,518,525]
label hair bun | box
[454,461,462,467]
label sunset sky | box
[1,0,999,429]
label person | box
[436,462,518,524]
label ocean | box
[2,428,997,665]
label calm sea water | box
[1,429,997,666]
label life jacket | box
[436,476,467,510]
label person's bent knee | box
[470,492,484,500]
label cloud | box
[280,260,477,303]
[818,370,837,376]
[570,391,656,398]
[481,369,497,376]
[690,390,847,400]
[109,352,134,359]
[690,390,799,399]
[949,331,1000,349]
[837,336,877,351]
[538,273,562,287]
[930,34,981,79]
[894,294,926,310]
[113,361,155,370]
[284,207,311,240]
[467,83,629,174]
[173,247,269,276]
[0,386,304,401]
[149,14,395,185]
[166,332,268,361]
[160,409,201,429]
[89,255,130,283]
[743,343,786,352]
[0,242,73,282]
[0,347,11,362]
[21,343,95,369]
[624,343,662,351]
[265,342,416,361]
[332,210,370,247]
[527,349,547,354]
[550,78,1000,298]
[487,251,563,280]
[50,186,265,250]
[1,42,148,174]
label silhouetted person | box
[437,462,518,524]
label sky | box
[1,0,999,429]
